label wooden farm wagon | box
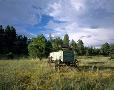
[48,50,79,69]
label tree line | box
[28,33,114,60]
[0,25,114,60]
[0,25,28,59]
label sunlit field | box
[0,56,114,90]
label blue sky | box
[0,0,114,47]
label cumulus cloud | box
[47,0,86,22]
[0,0,114,46]
[45,0,114,46]
[46,20,114,46]
[46,0,114,26]
[0,0,56,36]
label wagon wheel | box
[55,60,60,70]
[48,56,52,67]
[74,59,80,71]
[76,59,79,67]
[48,57,50,63]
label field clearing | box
[78,56,114,71]
[0,56,114,90]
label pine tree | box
[63,34,69,46]
[101,42,110,56]
[77,39,85,55]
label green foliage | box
[70,40,78,56]
[0,25,4,33]
[51,37,63,51]
[28,34,48,60]
[28,44,38,58]
[77,40,85,55]
[70,39,77,50]
[110,44,114,53]
[85,47,100,56]
[110,44,114,59]
[45,40,53,57]
[101,42,110,56]
[63,34,69,46]
[0,25,114,59]
[27,33,114,57]
[0,25,28,59]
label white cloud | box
[0,0,56,36]
[0,0,57,26]
[70,0,85,12]
[0,0,114,46]
[89,0,114,13]
[47,0,85,22]
[45,0,114,46]
[46,20,114,46]
[79,28,114,46]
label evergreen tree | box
[4,25,16,53]
[77,39,85,55]
[70,40,76,48]
[0,25,5,54]
[14,35,28,55]
[110,44,114,52]
[52,37,63,51]
[101,42,110,56]
[0,25,28,59]
[94,48,100,55]
[110,44,114,59]
[86,47,96,56]
[45,40,53,57]
[70,39,78,57]
[63,34,69,46]
[0,25,4,33]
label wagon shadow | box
[88,62,105,65]
[79,65,114,71]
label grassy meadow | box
[0,56,114,90]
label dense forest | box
[0,25,28,59]
[0,25,114,60]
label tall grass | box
[0,57,114,90]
